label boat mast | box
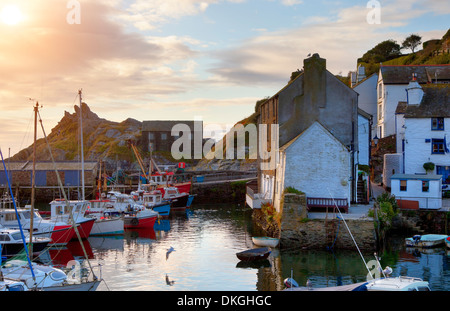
[29,101,39,260]
[78,89,85,201]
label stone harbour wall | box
[279,193,376,250]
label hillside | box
[358,29,450,77]
[11,103,145,168]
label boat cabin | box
[49,199,90,222]
[0,208,42,229]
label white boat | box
[405,234,448,248]
[285,276,430,291]
[49,199,95,239]
[0,278,29,291]
[0,225,51,258]
[252,236,279,248]
[1,259,101,291]
[0,207,75,246]
[90,216,124,236]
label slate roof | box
[380,65,450,84]
[0,161,98,171]
[403,84,450,118]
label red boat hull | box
[71,218,95,239]
[124,215,157,229]
[49,225,76,246]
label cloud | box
[207,1,449,85]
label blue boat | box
[152,202,171,217]
[186,195,195,208]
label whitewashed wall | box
[378,83,407,138]
[391,177,442,209]
[404,117,450,174]
[282,122,350,201]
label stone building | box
[247,53,360,212]
[141,121,203,157]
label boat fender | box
[283,278,299,288]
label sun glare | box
[1,5,23,25]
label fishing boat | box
[405,234,448,248]
[90,215,124,236]
[236,247,271,262]
[0,207,75,246]
[446,236,450,249]
[123,208,158,229]
[131,187,171,217]
[252,236,279,248]
[49,199,95,239]
[0,225,51,258]
[162,187,194,210]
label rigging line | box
[37,109,98,280]
[0,148,37,286]
[18,110,34,153]
[327,188,374,280]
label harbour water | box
[34,203,450,291]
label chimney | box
[303,53,327,108]
[406,73,423,106]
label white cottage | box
[391,174,442,210]
[376,65,450,138]
[273,122,351,213]
[395,83,450,185]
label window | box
[431,118,444,130]
[432,139,445,154]
[422,180,429,192]
[148,132,155,140]
[378,83,383,99]
[161,133,167,140]
[377,103,383,120]
[400,180,407,191]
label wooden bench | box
[306,197,349,213]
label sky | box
[0,0,448,157]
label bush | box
[423,162,435,172]
[284,187,304,195]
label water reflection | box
[29,205,450,291]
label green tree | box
[359,39,402,63]
[402,34,422,53]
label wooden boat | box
[236,247,271,262]
[405,234,448,248]
[252,236,279,248]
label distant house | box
[353,72,378,139]
[376,64,450,139]
[0,161,98,188]
[391,174,442,210]
[247,54,360,212]
[141,120,203,155]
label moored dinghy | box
[252,236,279,248]
[236,247,271,262]
[405,234,448,248]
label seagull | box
[165,274,175,286]
[166,246,175,260]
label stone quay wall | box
[278,193,376,250]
